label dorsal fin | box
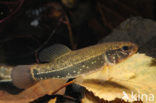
[39,44,71,62]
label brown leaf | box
[82,89,109,103]
[82,89,141,103]
[0,78,67,103]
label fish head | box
[104,42,138,64]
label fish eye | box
[122,46,129,51]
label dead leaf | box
[48,97,57,103]
[81,89,107,103]
[81,89,143,103]
[75,53,156,103]
[0,78,67,103]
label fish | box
[11,42,138,89]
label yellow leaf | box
[48,97,57,103]
[75,53,156,103]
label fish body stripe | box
[32,54,105,80]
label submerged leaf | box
[81,89,142,103]
[75,53,156,103]
[0,79,66,103]
[48,97,57,103]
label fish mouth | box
[128,43,138,56]
[132,43,138,53]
